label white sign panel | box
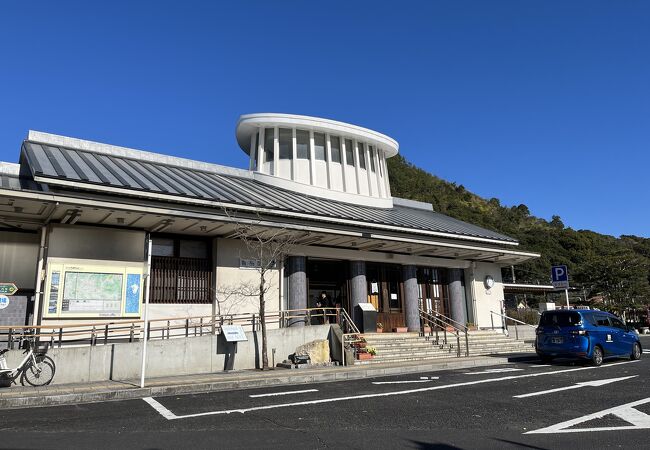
[221,325,248,342]
[357,302,376,312]
[0,295,9,310]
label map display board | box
[62,272,123,315]
[43,259,144,318]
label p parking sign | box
[551,265,569,289]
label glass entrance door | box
[417,268,449,316]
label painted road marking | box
[526,397,650,434]
[143,360,639,421]
[514,375,638,398]
[530,365,551,368]
[643,350,650,354]
[249,389,318,398]
[420,376,440,380]
[372,380,434,385]
[464,367,524,375]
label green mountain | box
[387,155,650,312]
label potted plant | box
[352,337,367,349]
[393,326,408,333]
[356,347,374,360]
[376,322,384,333]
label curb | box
[0,356,509,409]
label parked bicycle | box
[0,335,56,387]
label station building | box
[0,113,539,331]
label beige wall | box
[0,231,39,290]
[214,238,281,318]
[466,262,505,329]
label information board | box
[357,302,377,312]
[221,325,248,342]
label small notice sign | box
[221,325,248,342]
[357,302,376,312]
[0,295,9,310]
[0,283,18,296]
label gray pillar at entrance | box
[286,256,307,326]
[448,268,467,326]
[349,260,367,322]
[403,265,420,332]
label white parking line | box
[143,360,639,420]
[463,367,524,375]
[526,397,650,434]
[249,389,318,398]
[372,380,433,385]
[530,365,551,368]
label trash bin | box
[354,303,377,333]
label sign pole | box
[140,237,152,389]
[565,288,570,308]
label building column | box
[448,268,467,326]
[286,256,307,326]
[403,265,420,332]
[349,260,367,321]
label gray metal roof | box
[19,140,517,243]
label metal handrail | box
[0,307,344,349]
[432,311,468,332]
[419,309,469,357]
[489,310,537,341]
[338,308,360,335]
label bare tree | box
[224,211,299,370]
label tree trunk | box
[259,271,269,370]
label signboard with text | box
[0,283,18,296]
[221,325,248,342]
[551,265,569,289]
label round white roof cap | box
[236,113,399,157]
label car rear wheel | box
[631,342,642,360]
[591,346,603,366]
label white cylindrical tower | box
[236,113,398,208]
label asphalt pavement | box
[2,335,649,449]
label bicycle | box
[0,336,56,387]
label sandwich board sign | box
[551,265,569,289]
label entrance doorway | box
[306,258,348,324]
[367,263,405,331]
[417,268,449,316]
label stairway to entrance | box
[355,329,535,365]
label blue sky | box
[1,1,648,238]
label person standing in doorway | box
[316,291,331,324]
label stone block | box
[294,339,330,364]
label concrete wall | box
[2,325,332,385]
[0,231,39,290]
[467,262,505,329]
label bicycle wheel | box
[21,357,55,386]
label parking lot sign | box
[551,265,569,289]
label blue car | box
[536,309,642,366]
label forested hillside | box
[387,155,650,311]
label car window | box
[539,312,582,327]
[610,317,626,330]
[595,315,611,327]
[584,313,598,326]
